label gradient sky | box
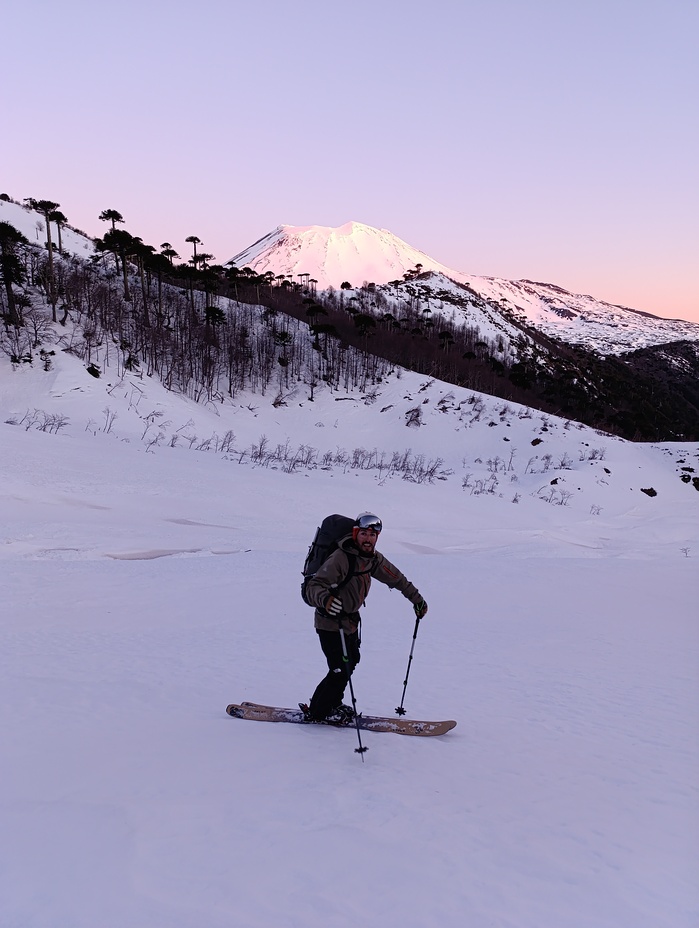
[3,0,697,322]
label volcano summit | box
[229,221,465,291]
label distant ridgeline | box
[0,195,697,441]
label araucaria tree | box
[98,209,126,274]
[102,228,134,301]
[99,209,124,231]
[49,209,68,255]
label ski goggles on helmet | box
[356,513,382,533]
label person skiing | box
[301,512,428,723]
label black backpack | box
[301,514,356,607]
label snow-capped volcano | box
[230,222,699,355]
[229,221,464,290]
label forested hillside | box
[1,195,697,440]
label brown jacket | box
[305,535,424,632]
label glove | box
[325,595,343,617]
[413,599,428,619]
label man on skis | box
[302,512,428,723]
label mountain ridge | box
[229,220,699,355]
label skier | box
[302,512,428,723]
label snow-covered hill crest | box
[0,196,94,259]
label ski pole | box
[338,626,368,758]
[395,616,422,716]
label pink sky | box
[4,0,697,322]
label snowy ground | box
[1,349,698,927]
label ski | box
[226,701,456,737]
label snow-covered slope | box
[2,338,697,545]
[0,196,95,258]
[230,222,699,354]
[1,340,697,928]
[467,274,699,355]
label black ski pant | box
[309,628,360,719]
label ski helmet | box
[353,512,382,540]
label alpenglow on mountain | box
[229,221,699,355]
[230,221,460,291]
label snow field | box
[1,331,697,927]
